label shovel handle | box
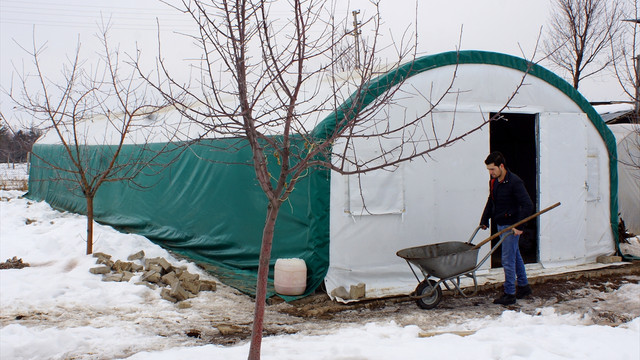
[472,202,561,250]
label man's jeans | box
[498,224,528,295]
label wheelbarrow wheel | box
[415,279,442,309]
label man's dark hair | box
[485,151,506,167]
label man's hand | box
[513,228,523,236]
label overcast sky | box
[0,0,629,129]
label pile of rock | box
[89,251,217,303]
[0,256,30,269]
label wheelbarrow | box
[396,202,560,309]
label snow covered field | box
[0,163,28,190]
[1,189,639,360]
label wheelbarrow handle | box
[471,202,561,250]
[465,225,484,245]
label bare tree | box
[0,121,41,164]
[139,1,532,358]
[612,1,640,121]
[8,27,177,255]
[544,0,623,89]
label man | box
[480,151,534,305]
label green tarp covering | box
[27,138,330,300]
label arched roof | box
[313,50,619,244]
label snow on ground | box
[0,163,28,190]
[1,189,639,360]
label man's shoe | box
[493,293,516,305]
[516,285,532,299]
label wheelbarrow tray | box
[396,241,479,279]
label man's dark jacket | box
[480,171,533,230]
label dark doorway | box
[489,113,538,267]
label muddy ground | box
[201,262,640,345]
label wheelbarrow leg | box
[449,273,479,297]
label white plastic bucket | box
[274,258,307,296]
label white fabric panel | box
[326,111,490,299]
[539,113,589,264]
[609,124,640,235]
[346,158,405,215]
[346,171,405,215]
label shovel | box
[471,202,561,250]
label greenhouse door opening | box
[489,113,539,268]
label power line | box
[0,0,195,32]
[0,18,194,32]
[0,0,180,14]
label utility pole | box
[351,10,361,69]
[623,19,640,122]
[635,55,639,122]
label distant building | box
[593,102,638,124]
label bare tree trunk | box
[248,202,280,360]
[86,195,94,255]
[573,53,583,89]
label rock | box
[200,280,217,292]
[182,280,200,295]
[160,288,177,303]
[331,286,350,299]
[89,266,111,275]
[127,250,145,261]
[96,258,114,268]
[121,271,135,282]
[146,264,164,274]
[177,301,192,309]
[130,263,144,272]
[103,273,124,282]
[145,257,172,273]
[179,271,199,281]
[112,260,133,273]
[141,269,162,283]
[172,267,184,277]
[92,252,112,260]
[216,324,246,336]
[170,282,192,302]
[596,255,623,264]
[174,266,188,276]
[161,271,180,287]
[350,283,366,300]
[94,253,114,268]
[179,271,201,295]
